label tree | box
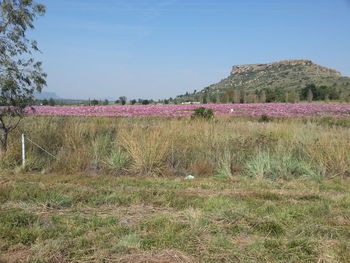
[259,91,266,103]
[247,94,258,103]
[202,92,208,104]
[0,0,46,153]
[301,84,316,100]
[307,88,313,103]
[130,99,137,105]
[219,92,228,103]
[42,99,48,105]
[48,98,55,106]
[325,93,330,102]
[241,90,247,104]
[288,90,300,103]
[91,99,99,106]
[221,88,236,103]
[340,91,350,103]
[119,96,127,105]
[233,90,240,104]
[141,99,149,105]
[102,99,109,105]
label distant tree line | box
[83,97,156,106]
[35,83,350,108]
[39,98,56,106]
[173,83,350,104]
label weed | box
[251,218,285,236]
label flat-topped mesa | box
[231,59,341,76]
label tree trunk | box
[0,129,8,154]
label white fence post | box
[22,134,26,167]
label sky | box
[30,0,350,100]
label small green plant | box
[106,147,130,172]
[191,107,214,120]
[259,114,272,123]
[216,150,232,178]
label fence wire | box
[25,136,57,159]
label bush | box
[191,107,214,120]
[259,114,272,123]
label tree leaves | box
[0,0,46,151]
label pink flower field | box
[24,104,350,118]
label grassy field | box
[1,116,350,178]
[0,116,350,262]
[0,174,350,262]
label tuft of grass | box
[119,127,171,175]
[105,146,130,174]
[251,218,285,236]
[245,151,272,179]
[244,150,321,180]
[216,149,233,178]
[113,233,141,253]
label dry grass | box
[119,127,172,175]
[112,249,198,263]
[0,115,350,179]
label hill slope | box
[176,59,350,103]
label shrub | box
[191,107,214,120]
[259,114,272,123]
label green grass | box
[1,174,349,262]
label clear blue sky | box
[31,0,350,100]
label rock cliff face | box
[231,59,341,76]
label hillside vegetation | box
[176,60,350,103]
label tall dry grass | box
[0,116,349,179]
[118,126,172,175]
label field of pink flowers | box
[26,104,350,118]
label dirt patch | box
[76,205,179,225]
[0,202,180,227]
[0,179,11,185]
[112,250,199,263]
[181,188,325,200]
[0,244,31,263]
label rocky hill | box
[175,59,350,103]
[230,59,340,76]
